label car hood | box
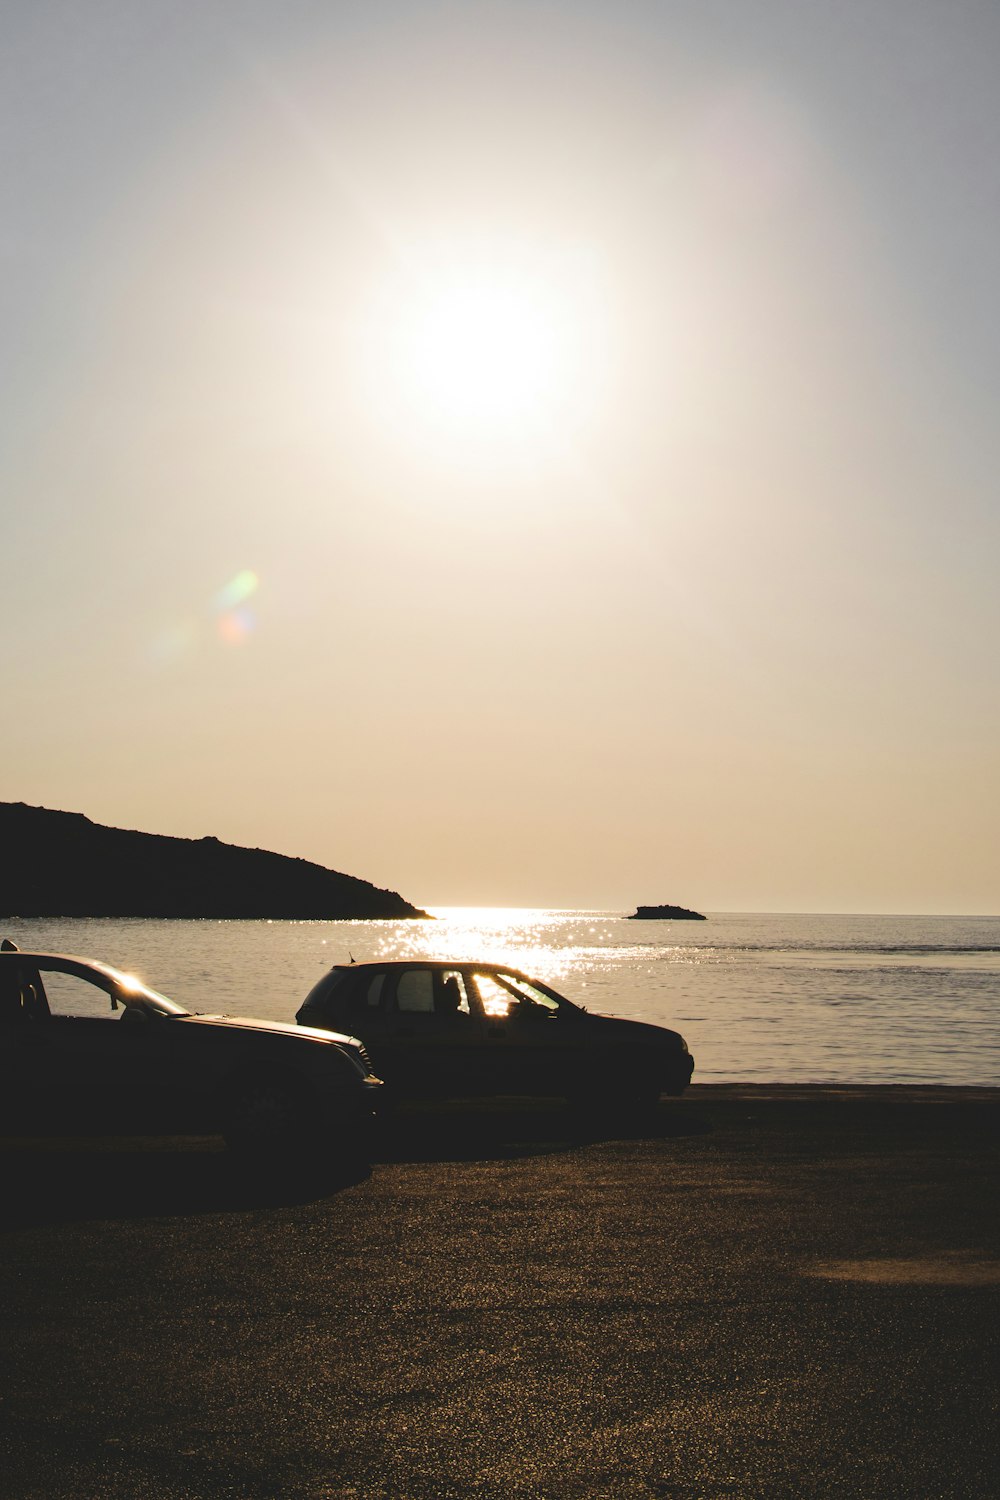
[586,1012,689,1051]
[178,1014,364,1049]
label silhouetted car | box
[296,960,694,1112]
[0,944,382,1162]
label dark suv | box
[0,944,382,1163]
[296,960,693,1112]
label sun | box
[356,239,609,461]
[400,273,567,431]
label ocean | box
[2,910,997,1086]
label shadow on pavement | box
[0,1140,368,1230]
[375,1099,711,1163]
[0,1104,711,1225]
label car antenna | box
[1,938,18,952]
[348,952,356,964]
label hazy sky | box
[3,1,999,912]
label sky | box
[3,0,999,913]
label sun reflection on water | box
[372,907,588,985]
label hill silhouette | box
[0,803,429,919]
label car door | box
[19,966,178,1133]
[0,961,58,1130]
[469,969,579,1097]
[376,967,487,1097]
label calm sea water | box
[3,910,998,1086]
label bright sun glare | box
[359,240,609,461]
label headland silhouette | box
[0,802,429,919]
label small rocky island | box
[0,802,429,920]
[628,903,706,921]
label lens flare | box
[218,605,255,644]
[150,570,260,662]
[215,569,259,612]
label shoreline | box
[685,1080,1000,1101]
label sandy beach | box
[2,1085,998,1499]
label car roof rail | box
[1,938,19,952]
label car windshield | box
[98,965,190,1017]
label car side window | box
[498,975,561,1013]
[0,965,48,1022]
[437,970,471,1016]
[473,972,561,1020]
[395,970,435,1013]
[473,973,518,1018]
[41,971,115,1019]
[363,974,386,1009]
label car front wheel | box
[221,1068,317,1158]
[565,1069,663,1131]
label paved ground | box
[2,1086,998,1499]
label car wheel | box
[630,1079,664,1117]
[566,1073,662,1131]
[222,1068,317,1158]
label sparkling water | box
[3,910,997,1086]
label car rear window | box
[302,968,356,1007]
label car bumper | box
[663,1053,695,1095]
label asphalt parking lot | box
[2,1086,998,1499]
